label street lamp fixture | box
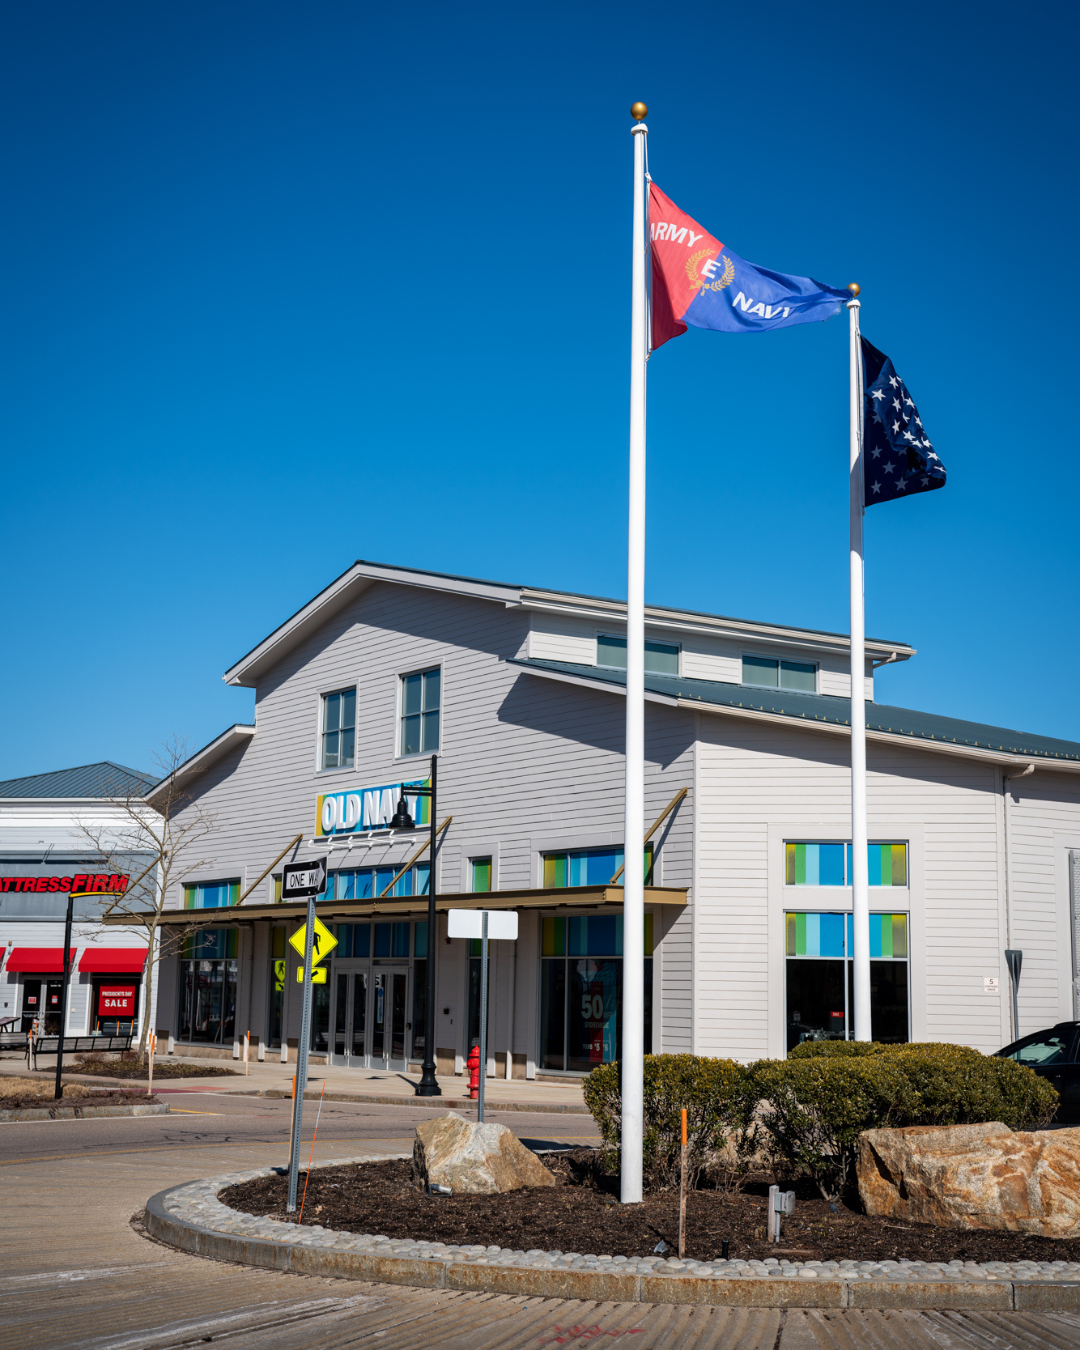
[393,756,440,1097]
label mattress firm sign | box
[316,778,429,837]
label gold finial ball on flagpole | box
[847,283,861,297]
[631,102,648,120]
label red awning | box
[78,947,148,973]
[5,947,76,973]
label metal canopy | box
[102,884,688,927]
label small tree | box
[77,737,218,1060]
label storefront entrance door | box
[370,968,408,1071]
[21,979,64,1033]
[331,970,368,1067]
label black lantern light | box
[389,792,415,832]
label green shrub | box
[748,1055,910,1200]
[750,1042,1058,1199]
[583,1054,749,1191]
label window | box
[597,634,680,676]
[1006,1031,1075,1066]
[543,845,654,888]
[178,929,238,1044]
[471,858,492,892]
[742,655,817,692]
[784,910,909,1051]
[785,842,908,887]
[184,879,240,910]
[327,862,429,901]
[539,914,654,1072]
[321,688,356,769]
[400,668,440,756]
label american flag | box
[861,337,945,506]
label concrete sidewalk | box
[0,1053,590,1112]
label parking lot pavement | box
[3,1098,1080,1349]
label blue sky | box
[1,1,1076,779]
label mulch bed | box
[69,1059,238,1080]
[221,1153,1080,1264]
[4,1090,162,1110]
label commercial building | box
[142,560,1080,1076]
[0,763,158,1036]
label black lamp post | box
[390,755,441,1097]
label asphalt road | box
[0,1089,600,1164]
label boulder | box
[412,1112,556,1195]
[857,1121,1080,1238]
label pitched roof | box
[223,559,915,688]
[509,659,1080,770]
[0,762,159,800]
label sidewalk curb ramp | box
[1,1103,170,1122]
[143,1163,1080,1312]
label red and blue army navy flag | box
[649,183,849,348]
[861,337,946,505]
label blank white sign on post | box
[447,909,519,941]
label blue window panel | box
[391,869,411,898]
[374,868,395,898]
[587,915,617,956]
[817,845,845,886]
[197,883,230,909]
[374,923,392,958]
[415,921,428,958]
[354,923,371,958]
[392,923,410,957]
[819,912,846,958]
[867,847,883,887]
[803,911,820,956]
[415,863,430,896]
[336,924,353,958]
[870,920,883,959]
[568,854,586,887]
[567,916,587,956]
[585,850,622,886]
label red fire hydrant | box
[466,1044,480,1100]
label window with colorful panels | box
[543,845,654,888]
[538,914,654,1073]
[327,862,429,901]
[184,879,240,909]
[785,842,907,887]
[784,910,909,1052]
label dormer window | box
[597,634,679,676]
[742,655,816,692]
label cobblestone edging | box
[1,1102,169,1123]
[143,1157,1080,1311]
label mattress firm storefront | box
[135,561,1080,1076]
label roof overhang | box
[145,724,256,809]
[107,884,688,927]
[223,561,524,688]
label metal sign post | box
[53,890,74,1101]
[447,909,518,1125]
[282,857,327,1214]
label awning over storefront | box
[5,947,76,972]
[78,947,148,972]
[106,884,689,927]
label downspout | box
[1001,761,1035,1039]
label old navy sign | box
[316,779,430,837]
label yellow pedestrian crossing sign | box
[298,965,328,983]
[289,916,338,967]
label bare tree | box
[77,737,218,1060]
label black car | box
[995,1022,1080,1123]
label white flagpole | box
[622,101,648,1205]
[847,283,871,1041]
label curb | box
[1,1102,169,1122]
[250,1089,589,1115]
[143,1163,1080,1311]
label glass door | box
[370,969,409,1070]
[332,970,368,1067]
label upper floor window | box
[543,844,654,888]
[471,858,492,892]
[184,879,240,910]
[597,634,679,676]
[321,688,356,769]
[785,842,908,887]
[400,668,440,756]
[743,655,816,692]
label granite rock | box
[858,1122,1080,1238]
[412,1112,556,1195]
